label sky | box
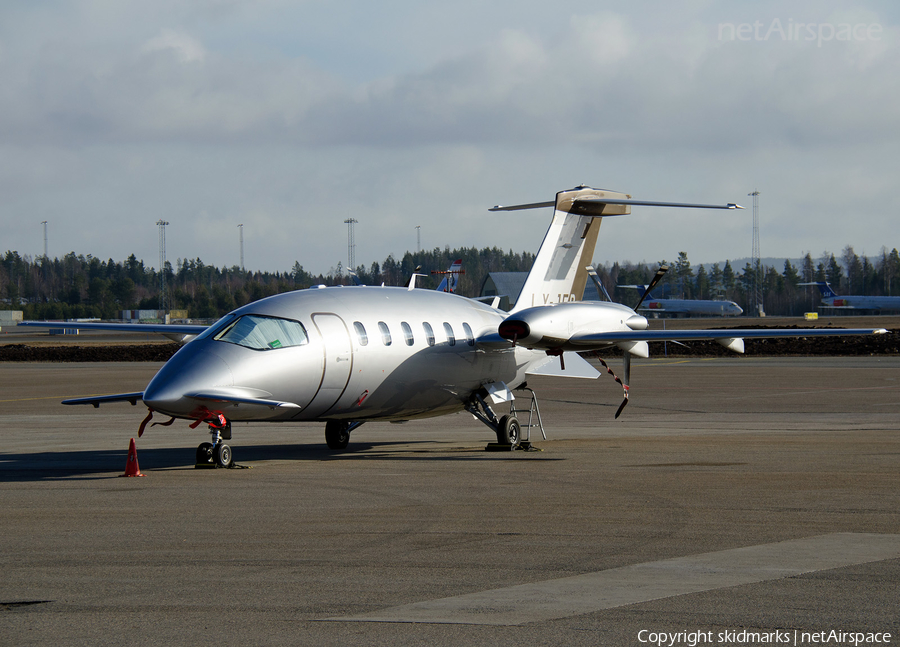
[1,1,897,276]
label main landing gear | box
[196,418,234,468]
[324,420,365,450]
[495,414,521,445]
[465,386,544,450]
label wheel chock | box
[484,442,542,452]
[120,438,145,477]
[194,461,250,469]
[485,442,516,452]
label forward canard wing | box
[19,320,207,344]
[63,392,145,408]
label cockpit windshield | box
[213,315,308,351]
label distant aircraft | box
[352,259,462,292]
[21,185,887,468]
[434,259,463,293]
[617,280,743,317]
[801,282,900,312]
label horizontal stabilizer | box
[490,198,743,212]
[799,282,838,298]
[63,392,144,408]
[526,352,601,379]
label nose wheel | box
[195,419,234,468]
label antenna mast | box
[157,220,169,312]
[344,218,358,271]
[748,190,763,316]
[238,224,244,272]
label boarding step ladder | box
[510,387,546,444]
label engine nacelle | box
[616,340,649,358]
[498,302,646,351]
[715,337,745,354]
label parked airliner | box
[618,283,743,317]
[802,282,900,312]
[22,186,887,468]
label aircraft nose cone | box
[143,347,234,416]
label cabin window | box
[443,322,456,346]
[378,321,392,346]
[422,322,435,347]
[462,322,475,346]
[401,321,414,346]
[353,321,368,346]
[214,315,308,351]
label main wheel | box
[196,442,214,465]
[215,443,233,468]
[325,421,350,450]
[495,415,521,446]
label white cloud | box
[142,28,207,63]
[0,1,898,274]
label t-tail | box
[493,186,631,312]
[490,185,742,313]
[800,281,838,298]
[819,282,838,298]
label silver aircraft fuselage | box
[142,286,543,423]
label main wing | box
[495,302,888,354]
[569,327,889,347]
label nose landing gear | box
[195,418,233,468]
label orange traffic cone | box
[120,438,145,477]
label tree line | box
[2,244,898,320]
[600,246,900,316]
[0,247,534,321]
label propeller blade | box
[597,356,630,419]
[585,265,613,302]
[634,265,669,310]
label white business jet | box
[21,186,887,467]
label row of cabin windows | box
[353,321,475,348]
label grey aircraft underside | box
[22,185,888,468]
[641,297,743,316]
[617,286,743,317]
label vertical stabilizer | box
[819,282,838,298]
[511,187,631,312]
